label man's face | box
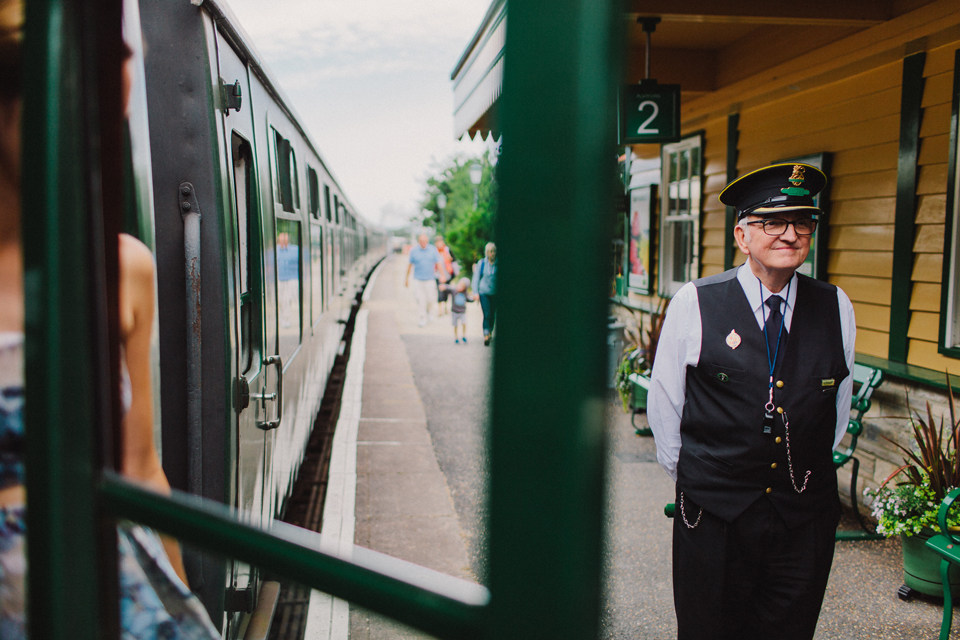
[734,211,812,274]
[418,234,428,248]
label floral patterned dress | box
[0,333,220,639]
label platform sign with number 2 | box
[618,81,681,145]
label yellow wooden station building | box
[452,0,960,508]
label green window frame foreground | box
[20,0,620,638]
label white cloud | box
[222,0,493,224]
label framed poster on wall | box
[628,184,655,295]
[773,152,832,281]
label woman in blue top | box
[472,242,497,346]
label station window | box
[276,218,302,361]
[942,58,960,358]
[658,134,703,297]
[308,166,320,219]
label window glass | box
[274,130,295,213]
[311,224,323,324]
[308,166,320,218]
[276,218,301,360]
[324,184,332,222]
[659,135,702,297]
[232,133,257,373]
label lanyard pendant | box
[763,411,775,434]
[764,380,775,434]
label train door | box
[215,33,268,633]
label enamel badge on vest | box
[726,329,741,349]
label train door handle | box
[256,355,283,430]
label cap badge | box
[781,164,811,197]
[726,329,741,350]
[789,165,806,186]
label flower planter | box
[901,529,960,597]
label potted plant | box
[614,299,668,421]
[866,387,960,597]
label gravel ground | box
[402,325,957,638]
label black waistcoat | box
[676,268,849,528]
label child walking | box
[445,278,475,343]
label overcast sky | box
[224,0,493,228]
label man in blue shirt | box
[405,233,441,326]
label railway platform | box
[305,253,957,640]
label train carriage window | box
[333,194,340,224]
[232,133,258,374]
[276,218,302,361]
[311,223,323,325]
[273,129,296,213]
[308,166,320,219]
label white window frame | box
[658,134,703,297]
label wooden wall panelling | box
[917,164,950,194]
[857,328,889,358]
[918,132,951,164]
[911,282,943,311]
[736,115,901,170]
[908,310,941,339]
[920,101,953,137]
[827,224,895,250]
[828,250,895,277]
[830,275,893,305]
[737,87,901,147]
[829,197,896,225]
[921,71,956,107]
[741,63,901,122]
[908,338,960,371]
[831,170,899,200]
[913,224,946,251]
[831,142,899,176]
[854,301,893,333]
[913,253,944,282]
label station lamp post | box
[469,162,483,210]
[436,192,447,236]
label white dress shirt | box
[647,260,857,481]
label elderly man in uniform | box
[648,163,856,639]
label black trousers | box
[672,495,840,640]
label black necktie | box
[765,296,785,362]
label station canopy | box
[450,0,935,140]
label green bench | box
[923,488,960,639]
[663,364,884,541]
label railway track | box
[267,288,365,640]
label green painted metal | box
[724,112,739,271]
[21,0,109,637]
[487,0,620,638]
[100,473,488,639]
[938,48,960,360]
[888,52,925,363]
[855,352,960,392]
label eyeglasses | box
[745,218,818,237]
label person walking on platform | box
[435,236,455,315]
[472,242,497,346]
[405,233,441,326]
[647,164,856,640]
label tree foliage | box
[418,152,497,272]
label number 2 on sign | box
[636,100,659,134]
